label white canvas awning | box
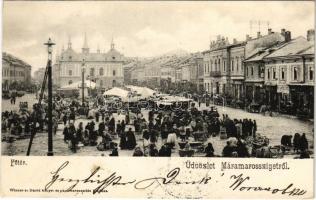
[126,85,156,98]
[103,87,129,100]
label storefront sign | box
[277,85,289,94]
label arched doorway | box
[112,80,116,87]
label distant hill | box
[160,49,190,57]
[123,49,202,71]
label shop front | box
[264,85,278,111]
[289,85,314,118]
[245,82,265,105]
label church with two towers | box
[53,34,124,90]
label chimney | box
[285,31,291,42]
[307,29,315,41]
[257,32,261,38]
[281,28,286,36]
[246,34,251,41]
[217,35,221,41]
[233,38,237,44]
[268,28,272,35]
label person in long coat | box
[62,112,68,126]
[299,133,308,152]
[119,131,127,150]
[121,120,126,134]
[109,117,115,132]
[63,125,70,143]
[68,123,77,152]
[293,133,301,153]
[76,122,84,143]
[160,124,169,144]
[98,121,105,136]
[126,128,137,150]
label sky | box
[2,1,314,74]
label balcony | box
[210,71,221,77]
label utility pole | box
[82,59,85,106]
[44,38,55,156]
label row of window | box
[161,72,174,76]
[265,66,314,81]
[68,79,117,86]
[63,56,117,61]
[67,68,116,77]
[203,82,225,93]
[2,69,25,77]
[246,66,264,78]
[231,57,244,72]
[204,59,225,73]
[204,57,244,74]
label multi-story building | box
[2,52,32,91]
[144,62,161,88]
[263,31,314,115]
[180,64,190,82]
[52,63,60,87]
[203,35,230,95]
[175,67,182,83]
[33,67,46,84]
[229,42,246,100]
[244,30,285,103]
[56,35,124,90]
[196,56,204,92]
[130,65,146,85]
[203,31,286,100]
[181,53,204,90]
[123,61,138,85]
[161,65,176,83]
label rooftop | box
[265,36,312,59]
[245,36,314,62]
[2,52,32,68]
[60,45,124,62]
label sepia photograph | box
[1,1,314,159]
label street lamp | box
[81,59,85,106]
[44,38,55,156]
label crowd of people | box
[1,93,312,158]
[53,103,279,158]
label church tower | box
[111,37,115,50]
[67,36,72,49]
[82,33,90,54]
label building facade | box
[2,52,32,91]
[131,65,146,85]
[263,34,314,115]
[196,56,204,92]
[56,35,124,90]
[229,43,246,100]
[244,30,285,104]
[144,62,161,88]
[161,66,176,83]
[203,35,230,95]
[33,67,46,85]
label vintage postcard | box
[0,1,314,199]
